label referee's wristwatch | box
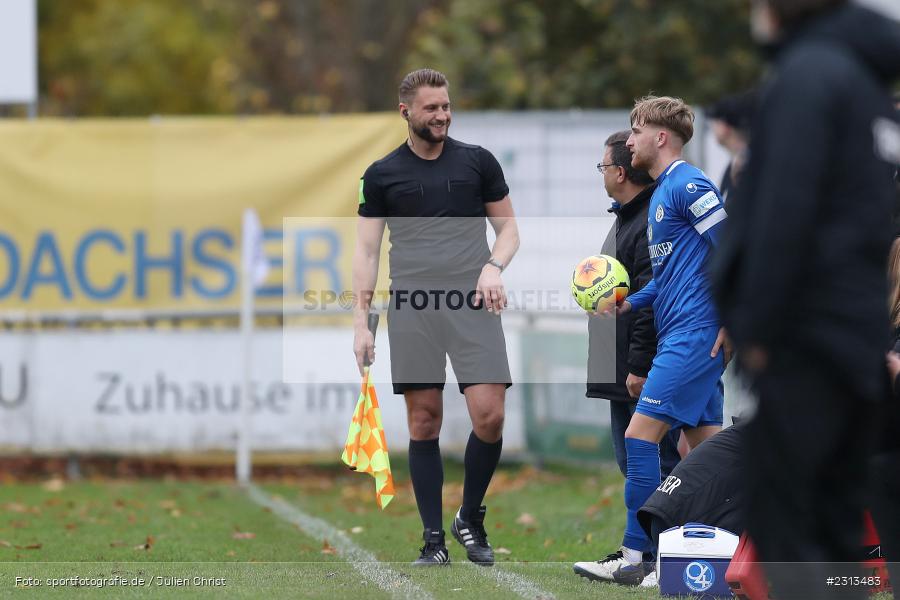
[486,258,505,272]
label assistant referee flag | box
[341,365,395,509]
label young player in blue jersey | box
[577,96,732,587]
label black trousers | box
[747,360,872,600]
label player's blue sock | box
[622,437,661,554]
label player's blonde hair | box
[888,237,900,328]
[630,96,695,145]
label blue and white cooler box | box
[658,523,740,598]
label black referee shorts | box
[387,281,512,395]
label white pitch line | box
[246,484,433,600]
[483,566,555,600]
[248,484,554,600]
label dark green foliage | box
[36,0,761,116]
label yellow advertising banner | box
[0,115,404,312]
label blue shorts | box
[635,325,725,429]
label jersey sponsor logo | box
[647,223,653,242]
[655,205,664,222]
[641,396,661,405]
[686,182,698,193]
[683,560,715,592]
[648,241,673,260]
[688,191,719,218]
[873,117,900,164]
[658,475,682,495]
[358,179,366,205]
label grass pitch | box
[1,460,890,598]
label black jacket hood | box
[798,4,900,83]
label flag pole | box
[236,258,253,485]
[236,208,268,485]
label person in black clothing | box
[638,421,747,549]
[573,130,682,584]
[706,90,757,202]
[353,68,520,567]
[711,2,900,598]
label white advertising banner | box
[0,330,525,453]
[0,0,37,104]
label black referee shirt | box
[358,137,509,282]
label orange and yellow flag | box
[341,366,395,509]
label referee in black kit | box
[352,68,520,567]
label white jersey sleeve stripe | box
[665,160,686,176]
[693,208,727,235]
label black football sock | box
[409,438,443,533]
[461,431,503,520]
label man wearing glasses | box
[573,130,681,586]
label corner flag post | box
[237,208,270,485]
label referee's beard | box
[412,122,448,144]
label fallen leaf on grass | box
[581,533,593,544]
[0,540,11,548]
[15,543,42,550]
[601,483,621,498]
[4,503,37,514]
[134,535,154,551]
[321,540,337,555]
[495,547,511,555]
[225,550,236,557]
[543,538,554,548]
[515,513,536,526]
[64,523,77,531]
[42,478,65,492]
[488,466,553,495]
[587,497,612,513]
[232,532,256,540]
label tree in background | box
[36,0,760,116]
[235,0,441,113]
[39,0,239,115]
[38,0,437,116]
[406,0,762,109]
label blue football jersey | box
[627,160,727,340]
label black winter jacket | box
[587,185,658,401]
[711,5,900,402]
